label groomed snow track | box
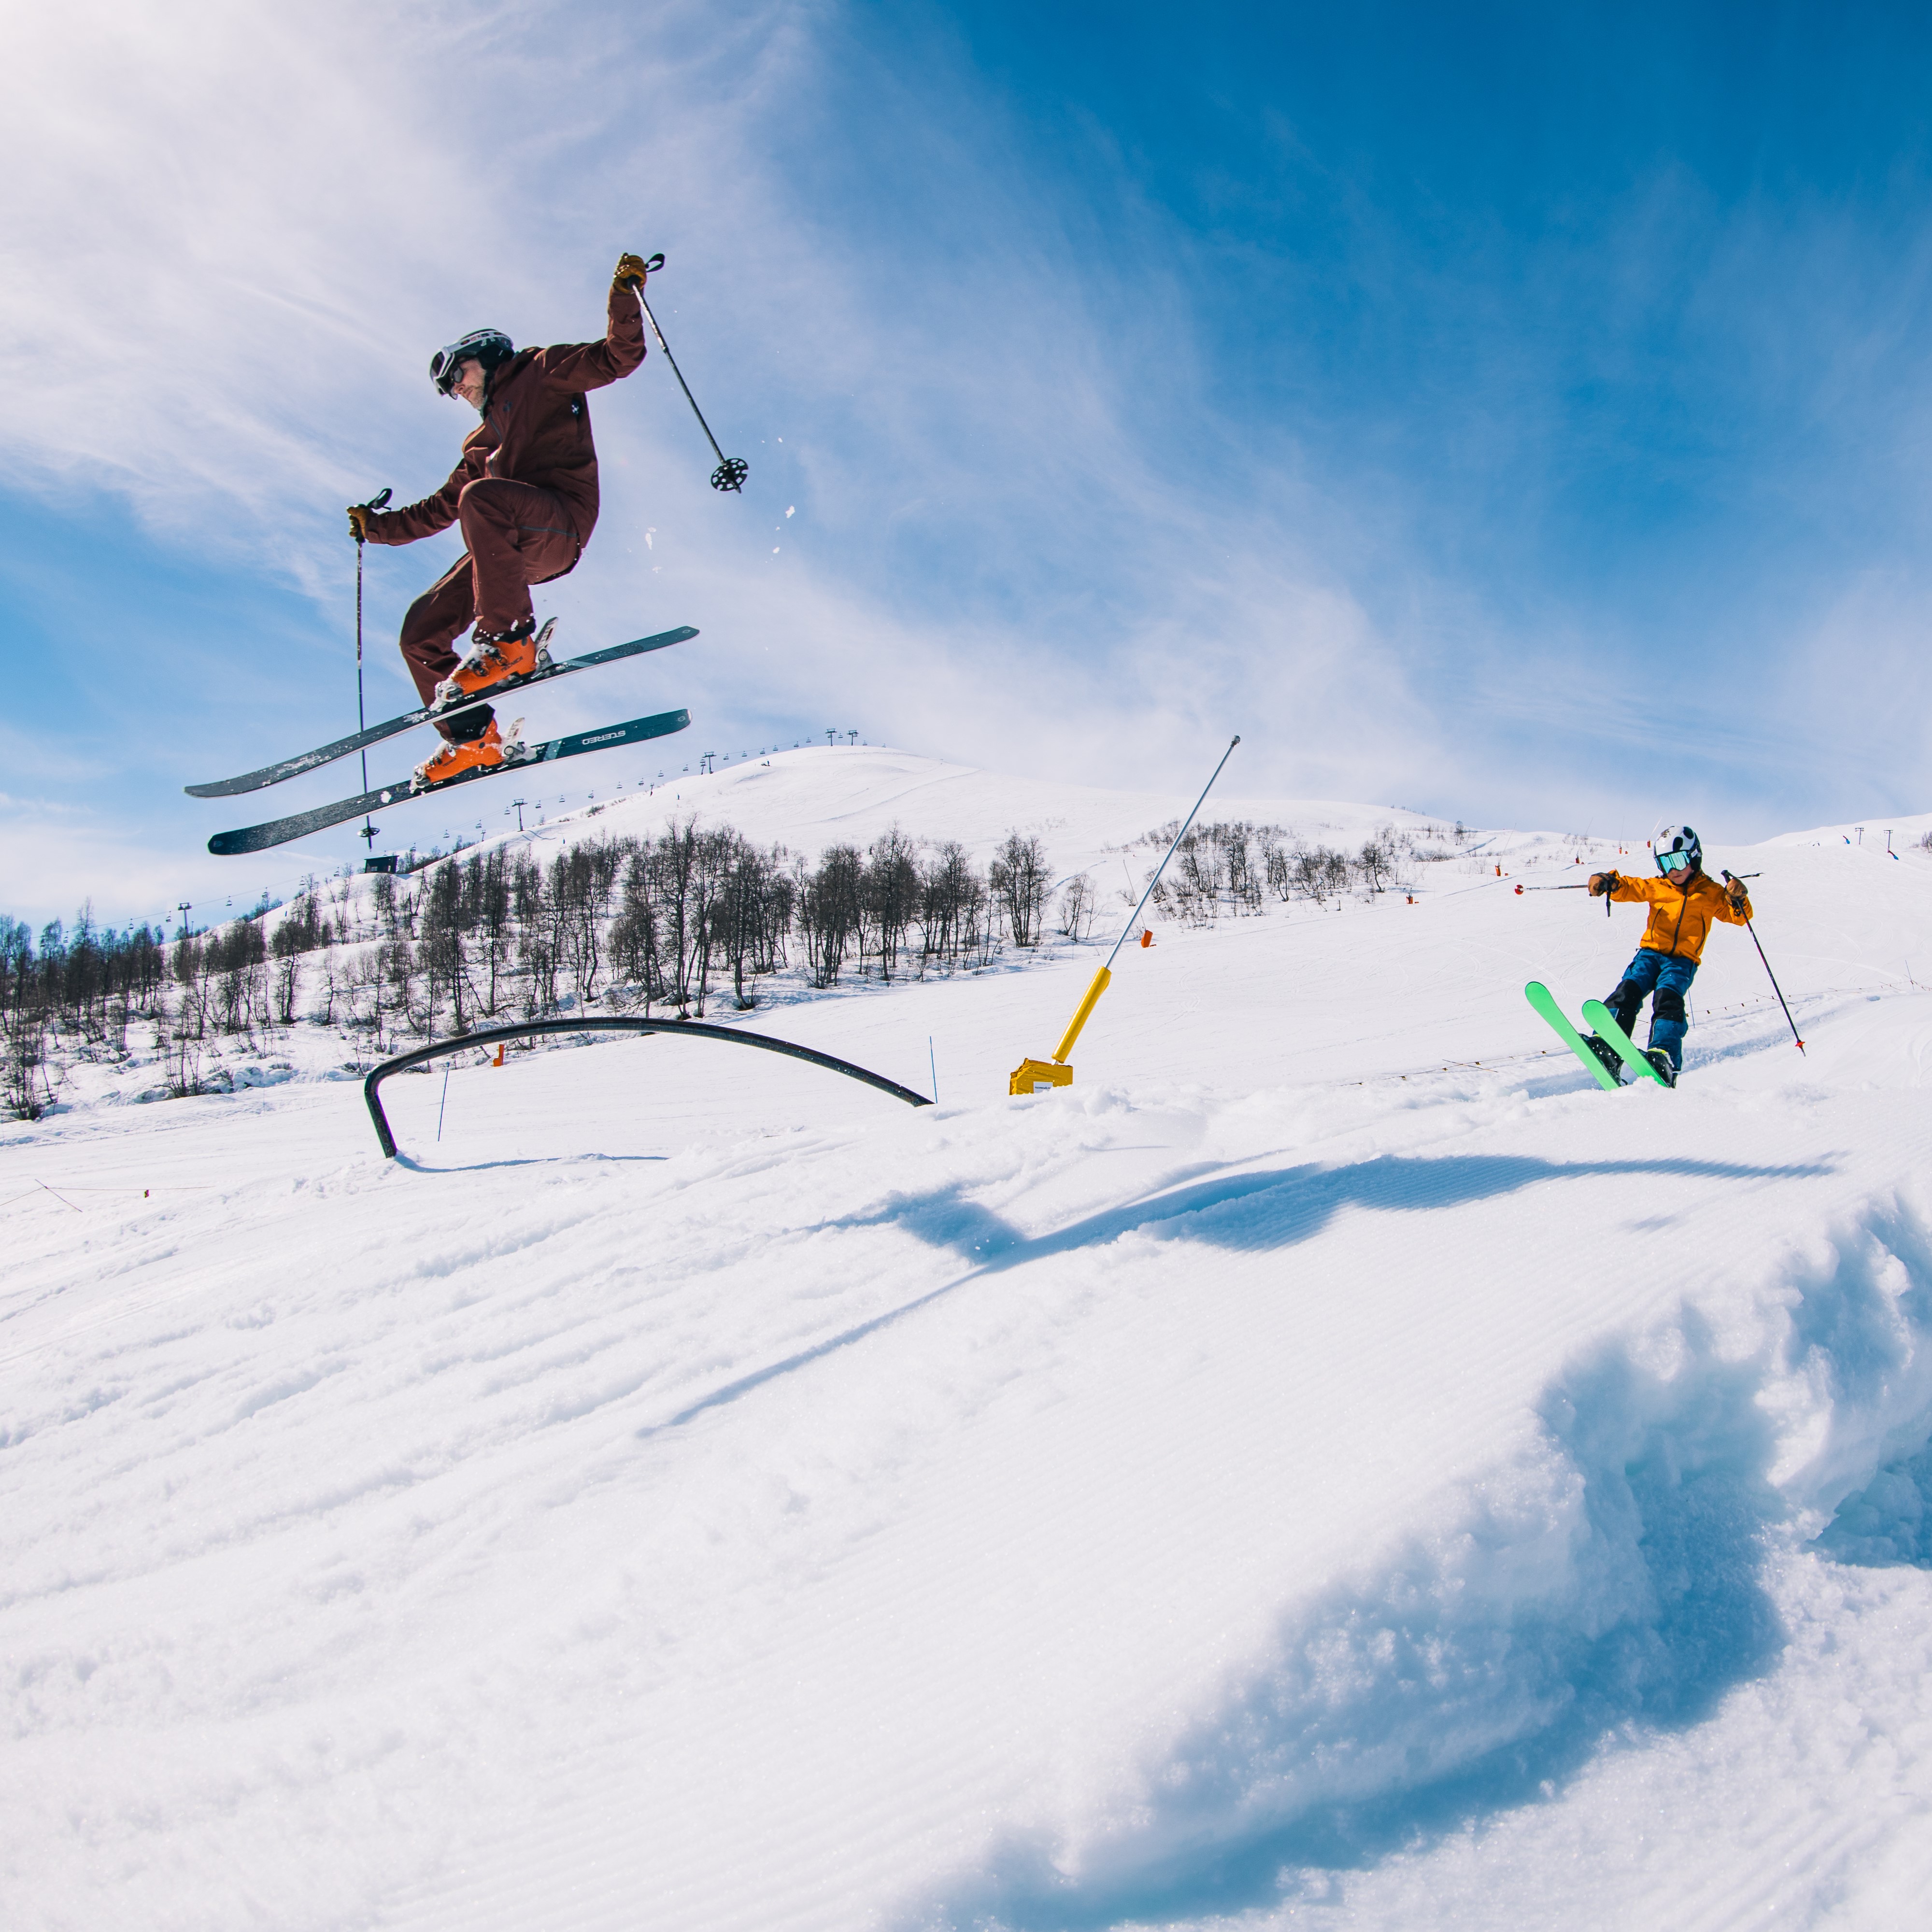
[9,754,1932,1931]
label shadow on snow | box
[651,1150,1827,1433]
[904,1189,1932,1931]
[637,1147,1932,1932]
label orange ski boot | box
[412,718,523,792]
[432,616,554,712]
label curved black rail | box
[363,1016,932,1158]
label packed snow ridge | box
[5,746,1932,1932]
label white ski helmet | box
[1653,824,1702,875]
[430,328,514,396]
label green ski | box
[1524,981,1621,1090]
[1580,999,1670,1086]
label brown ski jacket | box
[362,281,647,552]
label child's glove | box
[1588,871,1618,896]
[1726,880,1749,910]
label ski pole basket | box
[629,253,750,494]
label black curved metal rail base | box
[363,1016,932,1158]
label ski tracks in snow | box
[5,950,1932,1928]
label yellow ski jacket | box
[1607,870,1752,963]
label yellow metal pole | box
[1052,966,1112,1064]
[1008,735,1240,1097]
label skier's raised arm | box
[526,254,651,394]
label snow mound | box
[6,751,1932,1932]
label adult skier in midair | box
[1585,825,1751,1085]
[348,251,657,786]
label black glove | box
[1588,871,1619,897]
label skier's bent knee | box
[1604,979,1643,1027]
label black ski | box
[208,708,691,855]
[186,624,697,797]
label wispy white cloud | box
[1,0,1439,877]
[16,0,1930,931]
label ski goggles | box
[1657,849,1693,873]
[430,344,471,394]
[429,328,512,395]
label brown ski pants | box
[398,478,582,740]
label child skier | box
[1585,825,1751,1086]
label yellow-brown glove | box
[347,504,370,542]
[614,251,653,290]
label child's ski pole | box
[1515,877,1610,913]
[1721,869,1805,1053]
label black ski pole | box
[353,487,392,852]
[625,253,748,493]
[1721,869,1805,1053]
[1513,881,1601,909]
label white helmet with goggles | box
[430,328,514,396]
[1653,824,1702,877]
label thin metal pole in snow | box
[929,1035,938,1105]
[436,1062,452,1141]
[1025,736,1244,1082]
[1103,736,1242,970]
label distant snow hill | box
[483,738,1453,876]
[6,746,1932,1932]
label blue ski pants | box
[1605,948,1698,1070]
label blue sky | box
[7,0,1932,926]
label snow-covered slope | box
[459,738,1447,867]
[7,751,1932,1932]
[424,739,1457,940]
